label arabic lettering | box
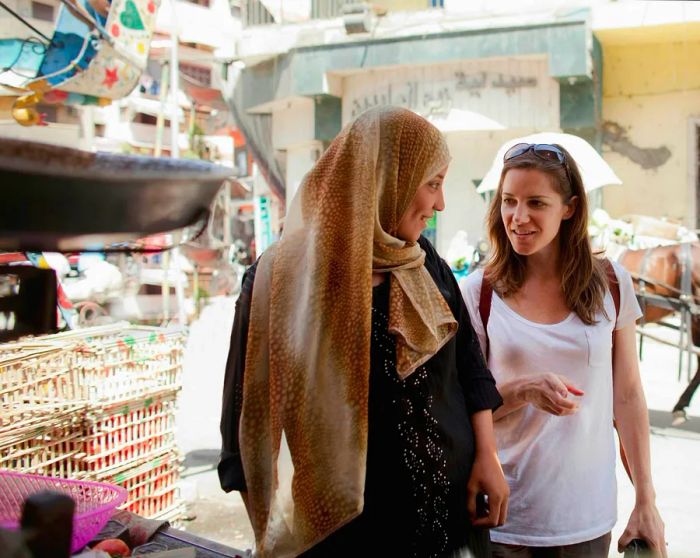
[349,72,538,118]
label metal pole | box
[172,247,187,325]
[169,0,179,158]
[154,62,169,157]
[162,250,170,323]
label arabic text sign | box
[342,56,559,129]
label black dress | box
[218,236,502,558]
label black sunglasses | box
[503,143,572,184]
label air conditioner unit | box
[341,3,372,34]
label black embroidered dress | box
[219,237,502,558]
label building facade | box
[230,0,602,255]
[594,2,700,228]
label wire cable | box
[0,0,54,44]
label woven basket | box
[0,469,127,553]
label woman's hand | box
[613,324,665,556]
[520,373,583,416]
[467,449,509,528]
[618,501,666,557]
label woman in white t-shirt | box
[459,143,666,557]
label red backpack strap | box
[478,272,493,359]
[603,259,632,482]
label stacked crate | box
[0,343,86,477]
[0,324,186,522]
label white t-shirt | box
[459,262,642,546]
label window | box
[428,0,444,7]
[135,113,158,125]
[31,1,54,21]
[180,63,212,86]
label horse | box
[617,242,700,421]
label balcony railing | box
[242,0,275,26]
[311,0,356,19]
[241,0,359,26]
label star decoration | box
[103,67,119,88]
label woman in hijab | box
[218,106,508,558]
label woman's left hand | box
[618,501,666,557]
[467,449,509,528]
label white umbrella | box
[476,132,622,194]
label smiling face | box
[500,167,577,258]
[395,167,448,242]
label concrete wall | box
[271,97,315,150]
[0,121,87,149]
[600,37,700,226]
[285,142,322,209]
[270,97,321,208]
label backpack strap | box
[478,272,494,359]
[602,259,633,483]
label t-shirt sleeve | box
[217,261,258,493]
[612,261,643,330]
[458,269,488,358]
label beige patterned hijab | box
[240,106,457,557]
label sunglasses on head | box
[503,143,572,183]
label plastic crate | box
[106,449,182,519]
[0,324,185,521]
[74,391,179,477]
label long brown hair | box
[484,143,608,325]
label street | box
[175,297,700,557]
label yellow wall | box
[603,40,700,97]
[600,29,700,225]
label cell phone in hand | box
[624,539,651,557]
[476,493,489,519]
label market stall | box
[0,137,247,556]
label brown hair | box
[484,143,608,325]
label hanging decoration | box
[0,0,161,126]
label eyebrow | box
[501,193,552,199]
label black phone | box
[476,492,489,519]
[624,539,651,557]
